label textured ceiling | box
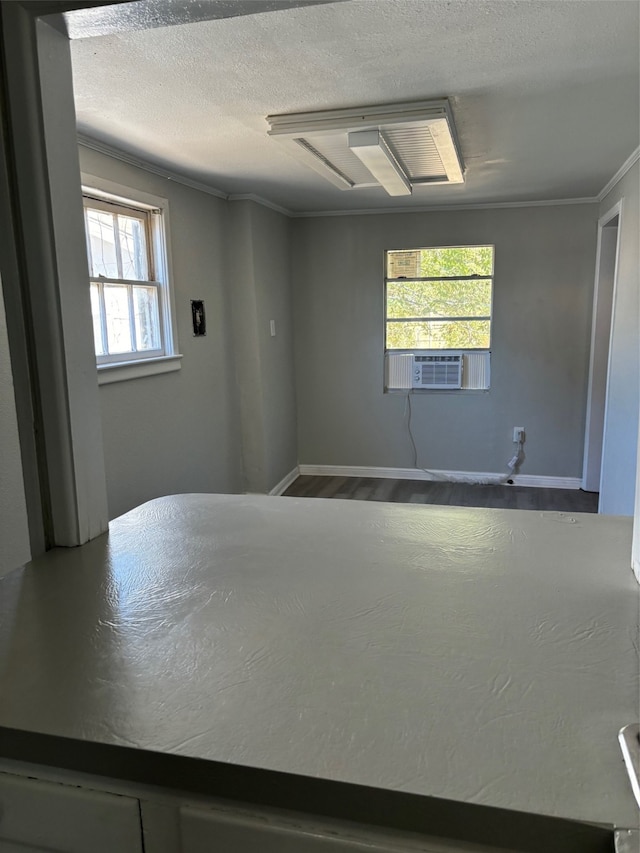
[70,0,640,213]
[61,0,346,38]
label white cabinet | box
[0,772,143,853]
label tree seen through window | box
[386,245,493,350]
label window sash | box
[83,194,158,218]
[90,278,165,365]
[386,274,492,283]
[386,246,495,279]
[385,252,494,352]
[387,316,491,323]
[84,189,174,367]
[83,200,154,282]
[385,320,492,351]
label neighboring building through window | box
[385,245,493,351]
[83,187,177,376]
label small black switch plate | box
[191,300,206,336]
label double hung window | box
[385,245,494,351]
[83,191,175,369]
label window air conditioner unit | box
[413,354,462,389]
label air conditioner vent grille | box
[267,99,464,194]
[461,352,490,389]
[384,126,446,180]
[413,354,462,389]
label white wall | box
[0,275,30,576]
[79,146,244,519]
[291,204,597,479]
[598,160,639,516]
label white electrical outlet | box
[513,427,525,443]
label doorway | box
[582,201,623,503]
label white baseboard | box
[298,464,582,490]
[512,474,581,489]
[269,466,300,496]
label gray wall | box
[598,160,639,516]
[2,12,109,547]
[249,203,298,490]
[292,204,597,478]
[78,150,297,516]
[79,146,244,519]
[0,275,30,576]
[227,200,297,492]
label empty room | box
[0,1,639,851]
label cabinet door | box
[179,806,501,853]
[181,807,395,853]
[0,772,143,853]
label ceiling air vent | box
[266,99,464,197]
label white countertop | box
[0,494,637,830]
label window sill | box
[97,354,183,385]
[385,387,490,394]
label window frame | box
[384,244,495,354]
[81,175,181,384]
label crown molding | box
[79,131,638,218]
[291,196,599,217]
[77,135,297,216]
[597,146,640,202]
[77,134,228,200]
[227,193,293,217]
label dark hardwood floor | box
[283,475,599,513]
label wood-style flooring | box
[283,475,599,513]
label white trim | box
[581,200,623,492]
[594,201,625,508]
[97,354,183,385]
[80,133,640,217]
[81,172,169,212]
[78,134,228,200]
[298,465,581,490]
[268,466,300,496]
[598,198,625,231]
[292,197,598,218]
[82,173,181,374]
[512,474,582,490]
[267,99,455,136]
[228,193,292,217]
[79,136,299,217]
[597,147,640,202]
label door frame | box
[581,199,623,498]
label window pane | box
[104,285,133,354]
[133,286,161,351]
[90,283,105,356]
[387,279,492,319]
[86,209,119,278]
[387,246,493,278]
[118,215,149,280]
[386,320,491,350]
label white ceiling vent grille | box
[295,137,372,187]
[384,126,446,181]
[267,99,464,197]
